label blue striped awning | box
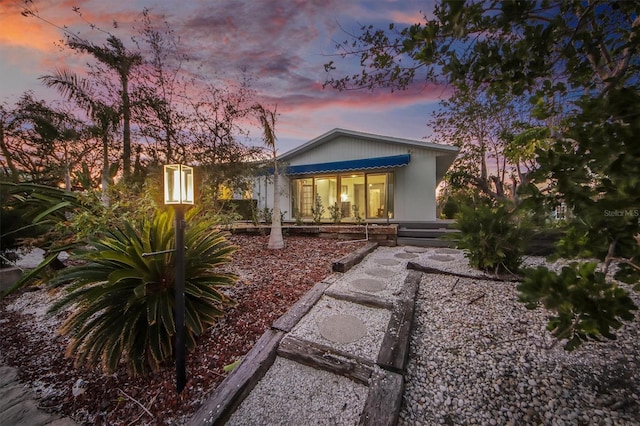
[285,154,410,175]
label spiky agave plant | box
[48,208,237,376]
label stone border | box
[0,364,76,425]
[232,225,398,246]
[324,288,395,310]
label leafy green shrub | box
[0,182,90,289]
[450,195,531,274]
[294,209,304,226]
[220,199,257,221]
[250,203,260,226]
[261,207,273,224]
[352,205,364,224]
[48,208,237,376]
[311,195,324,225]
[328,202,342,223]
[441,196,459,219]
[518,262,637,350]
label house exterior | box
[253,128,458,223]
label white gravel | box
[399,253,640,425]
[226,356,368,426]
[10,247,69,269]
[4,288,66,340]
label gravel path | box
[400,251,640,425]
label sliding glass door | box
[291,171,393,221]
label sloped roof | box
[279,128,458,179]
[279,128,458,160]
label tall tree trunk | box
[122,73,132,181]
[101,129,110,207]
[64,144,71,190]
[268,160,284,249]
[252,103,284,249]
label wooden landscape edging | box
[277,335,376,385]
[332,242,378,272]
[188,329,283,426]
[358,368,404,426]
[376,269,421,373]
[407,261,523,282]
[324,288,395,310]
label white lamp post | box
[163,164,194,394]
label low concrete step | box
[397,228,460,239]
[396,237,457,248]
[396,221,456,230]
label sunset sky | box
[0,0,447,153]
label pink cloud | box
[0,0,447,149]
[260,79,450,113]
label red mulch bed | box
[0,235,367,425]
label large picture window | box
[291,171,393,221]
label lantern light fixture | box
[163,164,194,205]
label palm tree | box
[252,104,284,249]
[41,69,119,206]
[66,35,142,182]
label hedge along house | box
[253,128,459,223]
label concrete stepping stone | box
[226,357,367,425]
[395,252,418,259]
[428,254,455,262]
[435,248,460,255]
[318,314,367,344]
[375,258,400,266]
[404,247,429,253]
[290,296,391,360]
[365,267,397,278]
[350,278,387,293]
